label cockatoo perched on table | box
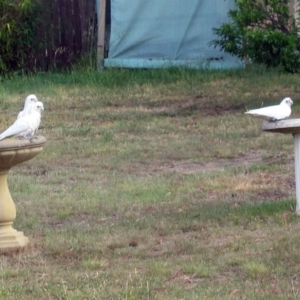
[0,101,44,141]
[245,97,293,121]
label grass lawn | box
[0,66,300,299]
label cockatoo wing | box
[245,98,292,121]
[0,118,32,141]
[17,110,25,119]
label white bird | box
[17,94,38,119]
[0,101,44,141]
[245,97,293,121]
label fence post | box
[97,0,107,70]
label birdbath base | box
[0,226,29,250]
[0,169,29,250]
[0,136,46,251]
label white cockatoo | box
[245,97,293,121]
[0,101,44,141]
[17,94,39,119]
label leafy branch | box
[210,0,300,73]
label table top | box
[261,119,300,134]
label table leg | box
[294,133,300,214]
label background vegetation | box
[0,0,41,75]
[211,0,300,73]
[2,0,300,75]
[0,66,299,299]
[0,0,95,75]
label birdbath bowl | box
[0,136,46,251]
[262,119,300,215]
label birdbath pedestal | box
[0,136,46,250]
[262,119,300,215]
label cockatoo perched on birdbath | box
[0,101,44,141]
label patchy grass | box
[0,66,300,299]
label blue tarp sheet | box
[103,0,243,69]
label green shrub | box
[210,0,300,73]
[0,0,40,76]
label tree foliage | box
[0,0,40,76]
[210,0,300,73]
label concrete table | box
[262,119,300,214]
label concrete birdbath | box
[262,119,300,215]
[0,136,46,250]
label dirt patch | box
[151,96,245,117]
[157,152,263,174]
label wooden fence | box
[28,0,300,71]
[34,0,96,70]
